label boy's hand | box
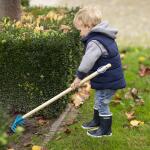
[71,77,81,90]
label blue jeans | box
[94,89,116,116]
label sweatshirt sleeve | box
[76,40,103,79]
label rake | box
[10,63,111,133]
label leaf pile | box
[71,82,91,108]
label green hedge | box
[0,7,82,118]
[0,106,9,149]
[21,0,29,7]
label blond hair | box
[73,6,102,28]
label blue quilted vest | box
[81,32,126,90]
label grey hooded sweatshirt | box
[77,21,118,74]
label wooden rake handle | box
[23,63,111,119]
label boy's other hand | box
[71,77,81,90]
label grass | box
[45,47,150,150]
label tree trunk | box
[0,0,21,21]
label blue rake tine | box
[10,115,25,133]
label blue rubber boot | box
[81,109,100,130]
[87,115,112,138]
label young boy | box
[71,6,126,138]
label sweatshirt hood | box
[90,21,118,39]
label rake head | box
[10,115,24,133]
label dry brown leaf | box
[134,98,145,106]
[125,111,136,120]
[112,100,121,105]
[112,93,122,105]
[114,93,122,100]
[55,135,62,140]
[139,64,150,77]
[71,82,91,108]
[130,88,138,99]
[46,11,64,21]
[60,25,71,33]
[71,93,84,108]
[65,119,77,126]
[64,128,71,134]
[124,91,132,99]
[79,92,90,99]
[83,82,91,91]
[37,118,49,125]
[130,88,145,105]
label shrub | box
[0,7,82,118]
[0,106,9,150]
[21,0,29,7]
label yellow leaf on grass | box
[130,120,140,126]
[32,146,48,150]
[138,56,146,63]
[130,120,144,127]
[32,146,41,150]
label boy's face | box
[75,21,91,37]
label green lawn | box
[46,48,150,150]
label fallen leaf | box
[130,120,140,127]
[123,65,128,70]
[130,120,144,127]
[138,56,146,63]
[130,88,138,99]
[32,146,41,150]
[139,121,144,125]
[60,25,71,33]
[130,88,145,105]
[32,146,48,150]
[139,64,150,77]
[79,91,90,99]
[65,119,77,126]
[55,135,62,140]
[46,11,64,21]
[124,91,132,99]
[111,93,122,105]
[71,93,84,108]
[37,118,49,125]
[120,53,125,59]
[111,100,121,105]
[64,128,71,134]
[71,82,91,108]
[125,111,136,120]
[83,82,91,91]
[134,98,144,106]
[114,93,122,100]
[23,140,32,147]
